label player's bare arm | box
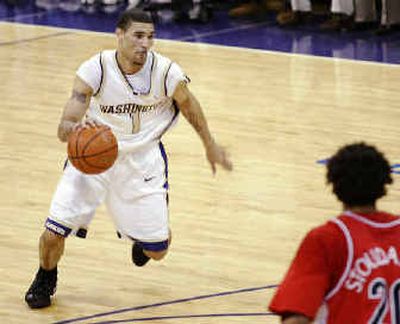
[173,81,233,174]
[57,76,94,142]
[282,314,310,324]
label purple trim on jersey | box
[159,141,169,190]
[93,51,103,97]
[141,239,169,252]
[164,61,173,96]
[159,102,180,139]
[45,218,72,237]
[63,158,68,170]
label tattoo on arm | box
[71,90,88,104]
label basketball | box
[67,125,118,174]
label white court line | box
[0,21,399,67]
[176,21,271,41]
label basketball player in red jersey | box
[269,142,400,323]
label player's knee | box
[145,249,168,261]
[41,229,65,247]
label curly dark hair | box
[116,8,153,31]
[327,142,393,207]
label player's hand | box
[73,118,105,131]
[59,119,108,143]
[206,142,233,175]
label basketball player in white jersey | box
[25,8,232,309]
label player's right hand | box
[206,142,233,175]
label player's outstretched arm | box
[57,76,94,142]
[173,81,233,174]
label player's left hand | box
[74,118,104,131]
[206,142,233,175]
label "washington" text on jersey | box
[100,103,156,114]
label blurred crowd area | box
[3,0,400,34]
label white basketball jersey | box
[77,49,188,153]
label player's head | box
[327,142,393,207]
[116,8,155,66]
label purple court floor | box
[1,1,399,63]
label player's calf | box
[145,249,168,260]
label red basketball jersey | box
[269,211,400,323]
[316,211,400,323]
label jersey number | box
[368,278,400,324]
[129,112,140,133]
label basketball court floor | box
[1,1,400,323]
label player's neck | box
[344,204,376,214]
[116,51,144,74]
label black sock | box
[39,266,57,277]
[132,243,150,267]
[38,266,58,287]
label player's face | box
[116,22,155,66]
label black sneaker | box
[132,242,150,267]
[25,267,57,309]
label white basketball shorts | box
[46,141,169,245]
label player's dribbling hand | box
[206,142,233,175]
[73,118,105,131]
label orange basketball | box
[67,125,118,174]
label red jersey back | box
[316,211,400,323]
